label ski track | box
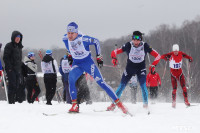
[0,101,199,133]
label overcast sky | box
[0,0,200,49]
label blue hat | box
[63,55,67,59]
[16,35,21,38]
[28,52,35,58]
[46,50,52,55]
[67,22,78,33]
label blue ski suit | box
[63,33,118,101]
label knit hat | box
[46,50,52,56]
[28,52,35,58]
[67,22,78,33]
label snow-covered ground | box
[0,101,199,133]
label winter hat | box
[16,35,21,38]
[67,22,78,33]
[172,44,179,51]
[28,52,35,58]
[132,31,143,41]
[46,50,52,56]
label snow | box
[0,101,199,133]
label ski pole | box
[162,61,167,80]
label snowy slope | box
[0,101,199,133]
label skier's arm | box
[161,53,172,61]
[182,52,193,62]
[53,60,59,73]
[3,45,12,71]
[145,43,161,66]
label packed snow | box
[0,101,199,133]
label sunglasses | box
[132,35,142,40]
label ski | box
[43,113,58,116]
[93,109,134,117]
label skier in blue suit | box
[63,22,128,114]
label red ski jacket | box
[146,72,161,87]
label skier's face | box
[15,37,20,44]
[173,51,179,55]
[132,39,141,47]
[67,32,78,41]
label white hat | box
[172,44,179,51]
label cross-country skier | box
[24,52,41,103]
[107,31,161,111]
[41,50,58,105]
[63,22,128,114]
[146,66,161,104]
[161,44,192,108]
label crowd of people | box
[0,21,193,115]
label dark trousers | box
[44,74,57,103]
[62,73,71,104]
[149,86,158,100]
[6,70,20,104]
[130,86,137,103]
[76,74,91,104]
[26,76,41,103]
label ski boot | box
[143,103,148,108]
[172,101,176,108]
[107,103,116,111]
[184,99,190,107]
[115,99,128,114]
[69,100,79,113]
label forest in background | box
[0,17,200,103]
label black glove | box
[97,54,103,67]
[68,54,73,65]
[189,58,193,62]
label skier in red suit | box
[146,66,161,103]
[161,44,193,108]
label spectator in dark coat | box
[3,31,23,104]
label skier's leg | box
[68,66,83,100]
[155,86,158,99]
[26,80,33,103]
[149,87,153,100]
[31,80,41,102]
[179,74,190,106]
[115,70,132,98]
[50,77,57,103]
[171,74,177,107]
[6,71,17,104]
[137,69,148,105]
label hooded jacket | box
[3,31,24,72]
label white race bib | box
[170,59,182,69]
[129,43,145,63]
[41,61,55,73]
[61,59,71,73]
[68,37,90,59]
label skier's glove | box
[164,56,169,61]
[0,70,2,76]
[189,58,193,62]
[68,54,73,65]
[97,54,103,68]
[112,57,118,66]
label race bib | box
[68,37,90,59]
[129,44,145,63]
[170,60,182,69]
[62,60,71,73]
[42,62,54,73]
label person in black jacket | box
[41,50,58,105]
[24,52,41,103]
[3,31,23,104]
